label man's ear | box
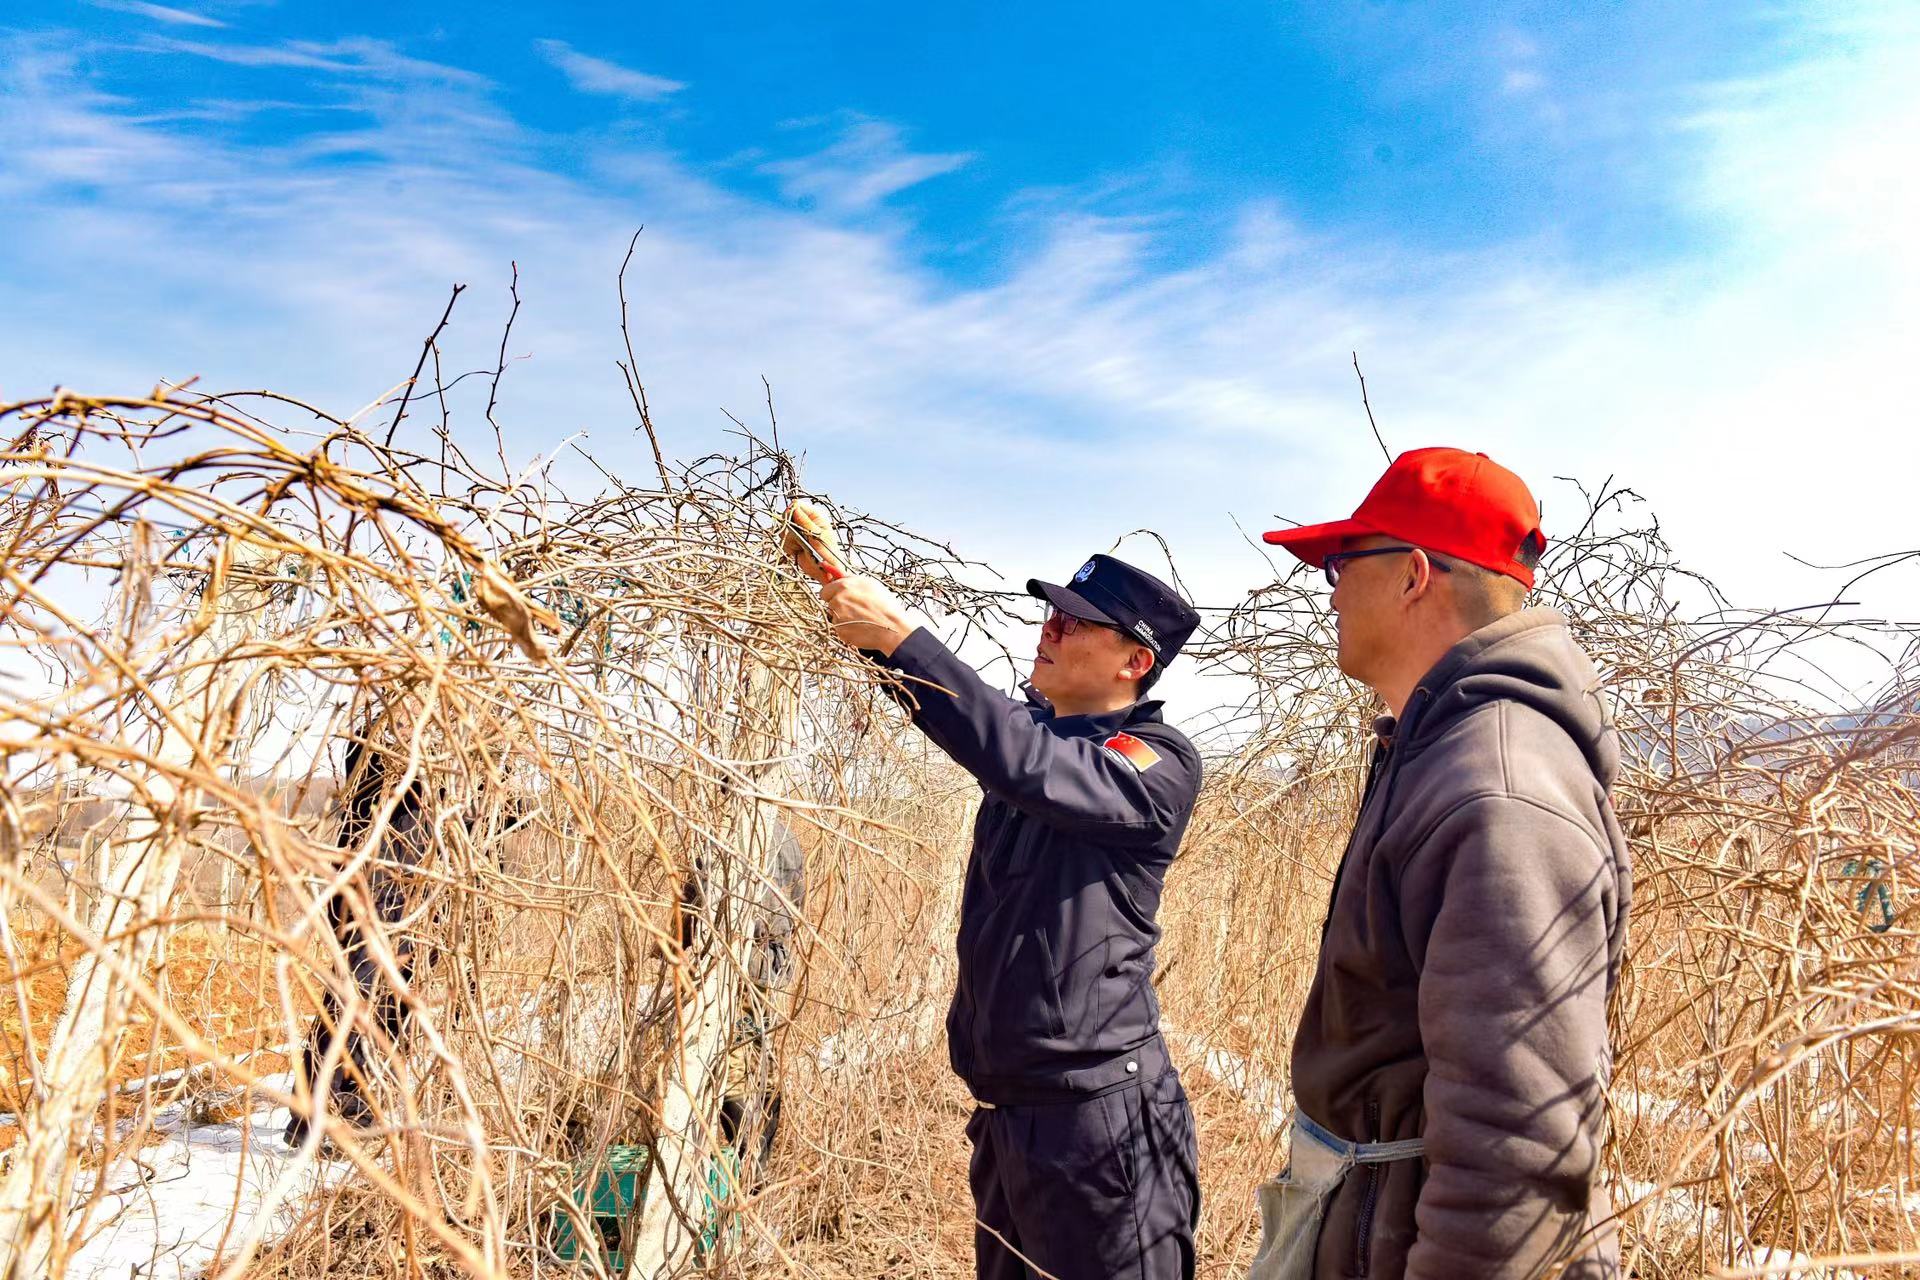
[1402,549,1440,603]
[1124,646,1156,683]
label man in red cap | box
[1247,448,1630,1280]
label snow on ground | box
[67,1075,347,1279]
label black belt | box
[967,1035,1174,1108]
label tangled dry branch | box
[0,357,1914,1280]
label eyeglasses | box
[1044,607,1121,637]
[1321,546,1453,588]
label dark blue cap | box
[1026,553,1201,667]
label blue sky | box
[22,2,1795,275]
[3,0,1916,702]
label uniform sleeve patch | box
[1103,732,1161,772]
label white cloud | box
[90,0,227,28]
[762,118,972,211]
[534,39,685,101]
[1502,67,1546,95]
[1495,30,1541,61]
[141,35,349,70]
[2,7,1916,704]
[135,35,490,88]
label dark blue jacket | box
[880,628,1202,1100]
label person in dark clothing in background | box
[284,732,431,1149]
[819,552,1205,1280]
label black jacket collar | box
[1020,682,1166,734]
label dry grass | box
[1,298,1915,1277]
[0,924,301,1119]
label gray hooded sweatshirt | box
[1289,608,1631,1279]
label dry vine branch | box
[0,322,1915,1280]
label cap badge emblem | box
[1073,560,1097,584]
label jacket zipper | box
[1354,1099,1383,1276]
[1315,736,1390,946]
[1320,686,1437,948]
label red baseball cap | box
[1262,447,1547,588]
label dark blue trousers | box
[967,1069,1199,1280]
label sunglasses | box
[1321,546,1453,588]
[1044,607,1122,637]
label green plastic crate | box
[551,1144,742,1271]
[552,1144,651,1271]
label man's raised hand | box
[820,575,917,657]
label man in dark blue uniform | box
[821,553,1205,1280]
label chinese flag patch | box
[1103,733,1161,773]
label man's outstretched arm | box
[820,575,1197,841]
